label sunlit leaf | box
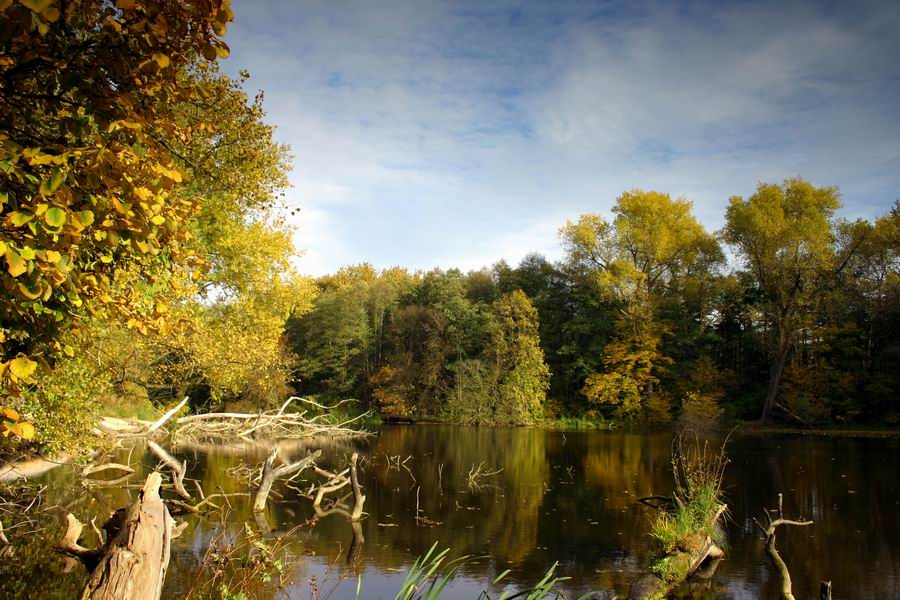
[9,356,38,379]
[44,207,66,227]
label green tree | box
[560,190,720,419]
[723,178,861,422]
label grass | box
[647,434,729,581]
[393,542,595,600]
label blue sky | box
[222,0,900,276]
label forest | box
[0,0,898,457]
[2,2,899,600]
[287,189,900,430]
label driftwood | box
[175,397,370,441]
[56,472,175,600]
[753,493,813,600]
[148,440,192,501]
[349,452,365,521]
[96,397,188,439]
[253,448,323,512]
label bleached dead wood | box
[252,448,322,512]
[175,397,370,441]
[56,472,175,600]
[148,441,191,501]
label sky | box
[221,0,900,276]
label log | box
[57,472,175,600]
[252,448,322,512]
[146,396,188,434]
[627,503,727,600]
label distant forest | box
[288,181,900,427]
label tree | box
[487,290,550,424]
[560,190,720,419]
[0,0,232,396]
[723,178,860,422]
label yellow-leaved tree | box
[561,190,721,420]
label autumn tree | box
[723,178,863,422]
[560,190,720,419]
[0,0,236,439]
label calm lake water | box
[2,426,899,599]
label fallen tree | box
[174,397,370,441]
[56,472,176,600]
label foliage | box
[723,178,849,421]
[0,0,233,395]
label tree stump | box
[57,472,175,600]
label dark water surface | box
[2,426,899,599]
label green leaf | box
[44,207,66,227]
[9,211,33,226]
[76,210,95,226]
[39,170,66,195]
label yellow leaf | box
[18,281,42,300]
[134,187,153,201]
[1,407,19,420]
[44,250,62,263]
[13,421,35,440]
[216,43,230,59]
[20,0,53,13]
[42,5,60,22]
[150,215,166,225]
[39,170,66,195]
[152,53,170,68]
[5,250,26,277]
[9,356,37,379]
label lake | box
[2,425,899,599]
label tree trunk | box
[57,472,175,600]
[761,337,790,423]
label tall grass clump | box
[650,434,729,558]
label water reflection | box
[1,426,899,599]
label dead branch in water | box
[95,397,188,439]
[253,448,323,512]
[753,493,814,600]
[174,397,370,442]
[148,440,192,501]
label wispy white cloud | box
[224,0,900,275]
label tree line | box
[1,2,898,454]
[288,183,899,427]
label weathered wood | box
[349,452,365,522]
[753,494,813,600]
[252,448,322,512]
[148,441,191,501]
[146,396,188,434]
[627,503,727,600]
[819,581,833,600]
[57,472,175,600]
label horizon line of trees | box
[288,182,899,427]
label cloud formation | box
[223,0,900,275]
